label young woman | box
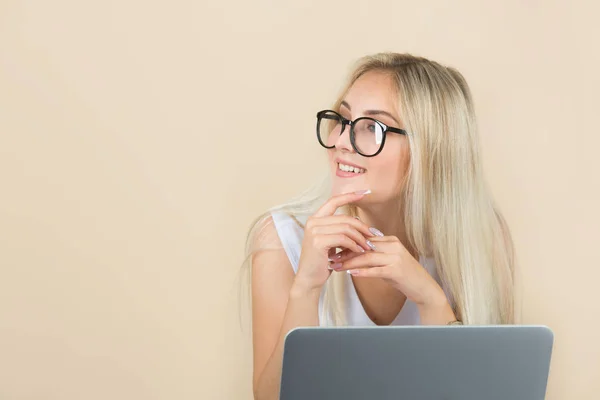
[245,52,516,400]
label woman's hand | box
[331,234,450,310]
[292,190,375,294]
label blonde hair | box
[243,52,516,326]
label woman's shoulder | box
[248,211,309,250]
[270,210,310,229]
[264,211,310,272]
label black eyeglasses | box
[316,109,408,157]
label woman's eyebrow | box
[340,100,402,127]
[364,110,402,127]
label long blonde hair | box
[243,52,516,326]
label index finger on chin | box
[314,190,371,217]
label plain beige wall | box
[1,1,598,399]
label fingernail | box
[366,240,376,250]
[347,269,360,275]
[359,247,365,253]
[353,189,371,195]
[331,262,342,270]
[331,253,342,260]
[369,227,384,237]
[354,216,361,220]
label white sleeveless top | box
[271,211,448,327]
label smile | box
[338,163,366,174]
[336,161,366,178]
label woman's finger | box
[329,248,363,263]
[335,251,394,271]
[367,235,404,243]
[313,190,371,218]
[361,236,411,255]
[328,247,339,261]
[312,224,372,252]
[317,233,365,255]
[307,215,380,241]
[347,266,390,278]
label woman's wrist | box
[417,300,456,325]
[416,289,456,325]
[290,279,322,300]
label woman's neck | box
[355,204,418,259]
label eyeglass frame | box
[316,109,408,157]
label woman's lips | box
[333,158,366,178]
[336,168,364,178]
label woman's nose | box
[334,123,354,153]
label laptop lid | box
[280,325,553,400]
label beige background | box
[1,0,598,399]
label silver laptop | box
[280,325,553,400]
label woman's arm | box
[252,193,373,399]
[251,218,320,400]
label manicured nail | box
[347,269,360,275]
[366,240,376,250]
[353,189,371,195]
[331,262,342,270]
[369,227,384,237]
[331,253,342,260]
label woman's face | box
[327,71,410,204]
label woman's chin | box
[331,185,374,203]
[330,181,360,196]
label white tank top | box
[271,211,447,326]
